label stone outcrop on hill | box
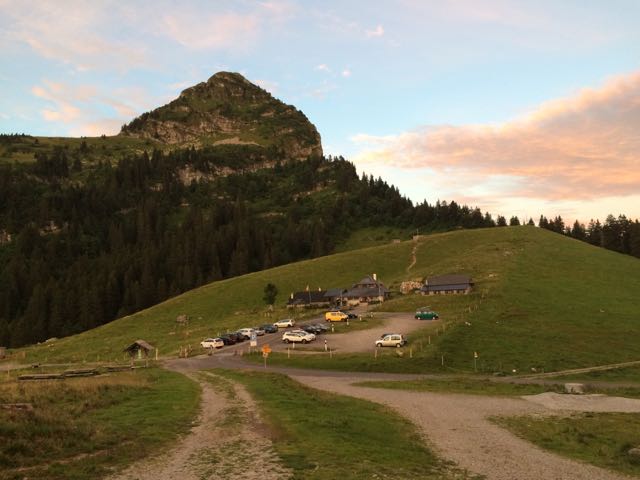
[120,72,322,161]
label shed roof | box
[426,274,473,287]
[287,290,328,304]
[324,288,347,298]
[123,340,155,353]
[344,286,389,298]
[354,275,378,287]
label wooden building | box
[420,274,473,295]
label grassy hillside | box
[0,368,199,479]
[0,134,159,165]
[17,237,415,363]
[12,226,640,372]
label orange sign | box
[261,344,272,354]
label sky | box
[1,0,639,223]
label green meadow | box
[495,413,640,477]
[0,368,199,479]
[214,370,454,479]
[11,226,640,374]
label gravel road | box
[290,373,638,480]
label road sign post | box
[261,344,271,368]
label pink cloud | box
[71,119,124,137]
[366,25,385,37]
[162,12,259,50]
[2,1,148,71]
[352,71,640,201]
[31,79,161,136]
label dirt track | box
[108,372,291,480]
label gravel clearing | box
[290,374,636,480]
[522,392,640,413]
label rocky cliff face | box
[120,72,322,161]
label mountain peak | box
[120,72,322,160]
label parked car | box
[312,323,330,332]
[375,334,407,348]
[290,329,316,340]
[282,331,315,344]
[238,328,255,338]
[200,338,224,349]
[260,323,278,334]
[415,308,439,320]
[302,324,323,335]
[346,313,358,320]
[274,318,295,328]
[228,332,245,343]
[252,327,266,336]
[325,311,348,322]
[219,335,236,346]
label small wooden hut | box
[124,340,155,360]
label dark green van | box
[415,308,439,320]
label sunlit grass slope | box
[18,226,640,372]
[22,237,415,363]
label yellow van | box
[325,311,348,322]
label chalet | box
[420,274,473,295]
[287,289,331,308]
[343,274,390,304]
[323,288,348,306]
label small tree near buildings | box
[263,282,278,307]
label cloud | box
[310,81,337,100]
[341,68,352,77]
[70,119,124,137]
[1,1,148,71]
[352,71,640,202]
[0,1,296,71]
[31,79,160,135]
[315,64,331,72]
[161,11,259,50]
[365,24,385,37]
[254,79,278,94]
[159,1,296,51]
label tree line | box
[538,214,640,258]
[0,146,497,347]
[1,141,637,347]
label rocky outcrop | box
[120,72,322,161]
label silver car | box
[375,334,407,348]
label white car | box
[290,329,316,341]
[200,338,224,349]
[238,328,256,338]
[274,318,295,328]
[375,334,407,348]
[252,327,266,336]
[282,331,315,344]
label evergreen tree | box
[263,283,278,306]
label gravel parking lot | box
[199,308,436,356]
[255,311,434,353]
